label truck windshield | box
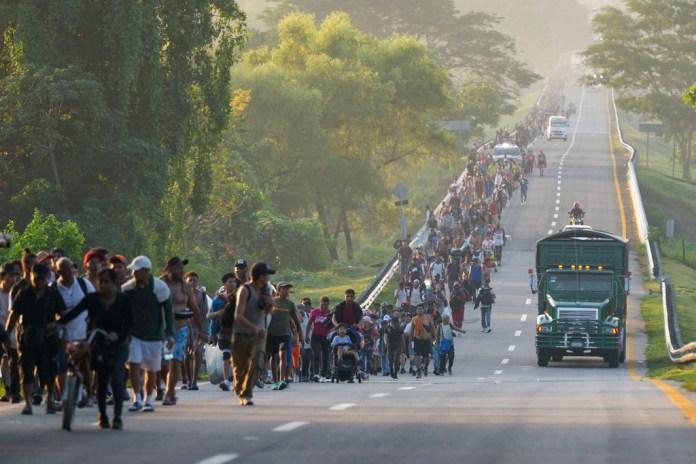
[547,273,612,293]
[550,117,566,127]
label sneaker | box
[0,394,9,402]
[481,328,486,332]
[241,397,254,406]
[279,381,288,390]
[486,328,492,333]
[45,402,58,414]
[142,404,155,412]
[448,369,452,375]
[256,377,265,389]
[189,383,199,391]
[312,375,320,383]
[424,370,428,377]
[180,383,189,390]
[155,389,164,401]
[32,394,42,406]
[11,395,21,404]
[272,382,280,391]
[219,381,230,392]
[416,371,421,379]
[400,368,406,374]
[320,376,327,383]
[128,402,143,412]
[21,405,32,415]
[112,417,123,430]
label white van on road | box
[546,115,568,141]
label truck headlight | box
[603,327,619,335]
[537,325,552,333]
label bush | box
[0,209,85,263]
[253,210,330,271]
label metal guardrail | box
[611,90,654,277]
[613,90,695,363]
[661,278,696,363]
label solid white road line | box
[273,421,310,432]
[508,345,516,352]
[194,454,239,464]
[501,358,510,364]
[398,386,416,391]
[521,314,528,322]
[370,393,390,398]
[514,330,522,337]
[329,403,356,411]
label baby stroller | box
[329,327,362,384]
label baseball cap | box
[276,281,293,289]
[382,315,391,322]
[109,255,127,266]
[127,256,152,271]
[166,256,189,267]
[235,259,248,268]
[250,262,276,279]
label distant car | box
[567,103,576,114]
[546,115,568,141]
[491,143,522,164]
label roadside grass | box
[616,111,696,390]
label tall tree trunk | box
[679,135,691,180]
[342,208,354,260]
[316,201,339,261]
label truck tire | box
[607,349,620,368]
[537,349,551,367]
[552,352,564,362]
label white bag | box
[204,343,225,385]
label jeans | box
[380,343,389,374]
[311,335,330,377]
[96,343,129,420]
[480,305,492,329]
[388,347,401,374]
[301,347,313,379]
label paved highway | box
[2,84,695,464]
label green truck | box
[533,227,630,368]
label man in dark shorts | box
[409,304,433,379]
[267,281,302,390]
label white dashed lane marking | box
[329,403,356,411]
[370,393,390,398]
[273,421,310,432]
[514,330,522,337]
[551,222,556,227]
[494,370,503,375]
[521,314,528,322]
[194,454,239,464]
[548,230,553,235]
[525,299,531,305]
[508,345,516,352]
[398,386,416,391]
[501,358,510,364]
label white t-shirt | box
[55,278,96,341]
[299,314,312,349]
[0,290,16,348]
[394,288,408,308]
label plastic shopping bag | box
[204,343,225,385]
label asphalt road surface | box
[2,85,695,464]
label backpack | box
[479,287,495,306]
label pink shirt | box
[309,308,331,337]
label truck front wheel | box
[537,349,551,367]
[607,349,620,368]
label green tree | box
[685,84,696,109]
[0,209,85,263]
[582,0,696,179]
[0,1,246,257]
[231,12,452,259]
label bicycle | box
[61,328,107,431]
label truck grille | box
[557,307,598,320]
